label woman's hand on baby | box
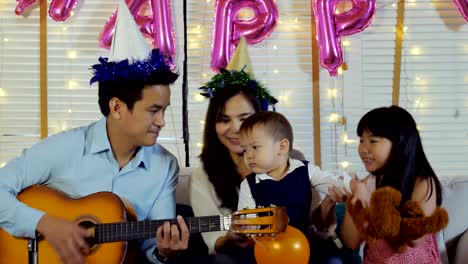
[215,231,253,252]
[225,232,254,248]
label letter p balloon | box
[312,0,376,76]
[211,0,278,72]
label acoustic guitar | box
[0,185,288,263]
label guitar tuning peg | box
[258,233,264,237]
[269,204,276,207]
[257,205,264,208]
[270,233,276,237]
[246,234,252,238]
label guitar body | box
[0,185,136,264]
[0,185,289,264]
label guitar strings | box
[93,214,273,242]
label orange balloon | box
[254,226,310,264]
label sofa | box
[438,176,468,264]
[176,167,468,263]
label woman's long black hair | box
[200,84,262,211]
[357,106,442,205]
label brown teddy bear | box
[346,186,449,252]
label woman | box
[190,69,339,261]
[191,69,274,254]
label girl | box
[339,105,443,264]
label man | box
[0,1,188,263]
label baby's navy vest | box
[246,161,312,234]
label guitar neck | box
[95,215,227,243]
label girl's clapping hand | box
[328,185,350,203]
[349,176,373,208]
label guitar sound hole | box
[78,220,96,248]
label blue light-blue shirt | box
[0,117,179,262]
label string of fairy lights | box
[319,0,468,175]
[0,0,467,175]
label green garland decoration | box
[199,68,278,110]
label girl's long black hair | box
[357,106,442,205]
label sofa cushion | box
[438,175,468,263]
[176,168,467,262]
[176,167,193,205]
[440,175,468,244]
[454,230,468,264]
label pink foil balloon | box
[335,0,376,36]
[312,0,376,76]
[15,0,78,21]
[150,0,176,59]
[49,0,79,21]
[99,0,147,49]
[135,15,153,38]
[211,0,278,72]
[453,0,468,21]
[99,0,176,61]
[15,0,38,16]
